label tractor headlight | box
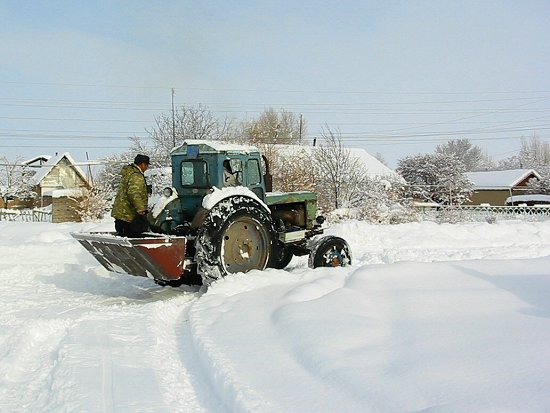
[163,187,173,197]
[316,215,325,225]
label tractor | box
[72,140,351,286]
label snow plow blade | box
[71,232,186,281]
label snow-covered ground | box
[1,219,550,412]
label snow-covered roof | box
[29,153,89,186]
[21,155,51,166]
[172,140,260,155]
[275,144,399,178]
[52,188,85,198]
[465,169,540,190]
[505,194,550,204]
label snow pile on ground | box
[1,219,549,412]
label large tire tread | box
[308,236,352,269]
[195,196,277,285]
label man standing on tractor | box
[111,154,150,237]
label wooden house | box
[30,153,90,206]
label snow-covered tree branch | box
[397,153,473,205]
[0,156,37,208]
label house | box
[30,152,90,206]
[0,156,53,209]
[465,169,541,206]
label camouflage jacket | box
[111,164,148,223]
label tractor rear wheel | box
[195,196,277,285]
[308,236,351,268]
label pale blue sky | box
[1,0,549,167]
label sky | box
[1,0,549,168]
[2,218,550,411]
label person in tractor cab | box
[111,154,150,237]
[223,159,237,186]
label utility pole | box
[85,152,94,187]
[299,114,303,142]
[171,88,176,148]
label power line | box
[336,125,550,138]
[2,95,549,106]
[0,144,130,149]
[3,80,550,95]
[0,115,151,123]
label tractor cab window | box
[181,160,209,188]
[247,159,261,185]
[223,159,243,186]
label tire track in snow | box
[148,295,226,413]
[0,222,222,412]
[0,318,74,413]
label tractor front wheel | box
[308,236,351,268]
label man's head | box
[134,154,150,172]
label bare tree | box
[312,127,367,211]
[0,156,36,208]
[497,135,550,171]
[239,108,308,194]
[96,153,134,194]
[517,135,550,169]
[70,187,112,222]
[133,104,238,166]
[497,155,521,170]
[242,107,306,147]
[271,147,316,193]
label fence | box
[415,205,550,223]
[2,205,550,225]
[0,208,52,222]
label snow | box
[172,140,260,154]
[202,186,269,211]
[52,188,85,198]
[275,144,399,179]
[1,219,550,412]
[21,155,51,166]
[466,169,541,189]
[144,167,172,178]
[506,194,550,205]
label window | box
[181,160,208,187]
[247,159,261,185]
[224,159,243,186]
